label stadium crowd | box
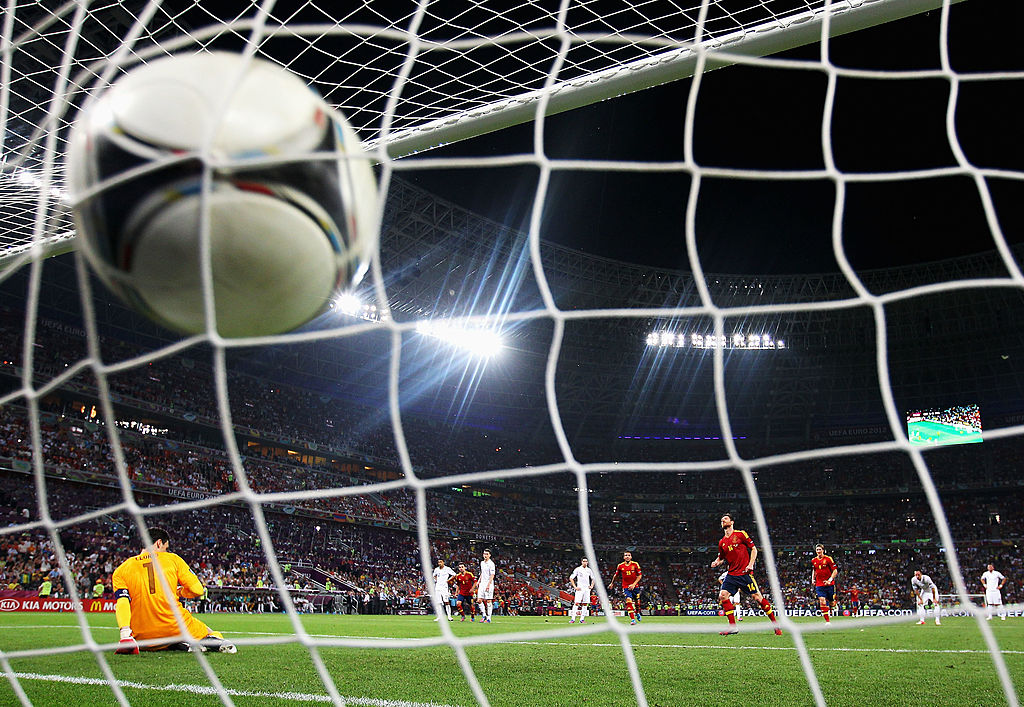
[0,313,1021,617]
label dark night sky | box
[403,0,1023,276]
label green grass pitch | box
[0,613,1021,706]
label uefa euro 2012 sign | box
[67,52,377,338]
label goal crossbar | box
[373,0,964,159]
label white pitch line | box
[502,641,1024,655]
[14,625,1024,656]
[8,672,461,707]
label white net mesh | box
[2,0,1023,705]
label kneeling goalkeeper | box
[112,527,235,654]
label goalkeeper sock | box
[722,598,736,625]
[115,626,139,655]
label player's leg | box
[624,589,637,625]
[185,615,237,653]
[750,580,782,636]
[933,593,941,625]
[916,599,926,624]
[732,591,742,621]
[486,599,494,621]
[817,588,830,623]
[580,601,588,623]
[569,602,577,623]
[987,600,994,620]
[718,587,738,634]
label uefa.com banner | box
[0,597,116,613]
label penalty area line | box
[506,641,1024,655]
[9,672,462,707]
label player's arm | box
[176,557,206,599]
[746,545,757,572]
[827,560,837,585]
[710,554,722,568]
[630,566,642,590]
[609,566,621,586]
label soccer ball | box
[67,52,377,337]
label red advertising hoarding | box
[0,597,115,612]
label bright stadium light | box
[645,329,786,350]
[6,167,67,202]
[334,292,362,316]
[416,321,505,357]
[331,292,383,322]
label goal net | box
[2,0,1022,705]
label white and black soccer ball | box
[68,51,377,337]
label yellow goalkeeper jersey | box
[112,549,210,642]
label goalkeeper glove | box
[115,626,139,655]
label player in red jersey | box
[453,563,477,622]
[710,513,782,636]
[848,587,860,614]
[811,544,838,623]
[609,551,642,625]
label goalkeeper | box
[112,527,236,654]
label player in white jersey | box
[569,558,595,624]
[718,571,743,622]
[911,570,941,625]
[981,563,1007,620]
[476,549,496,623]
[431,559,457,621]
